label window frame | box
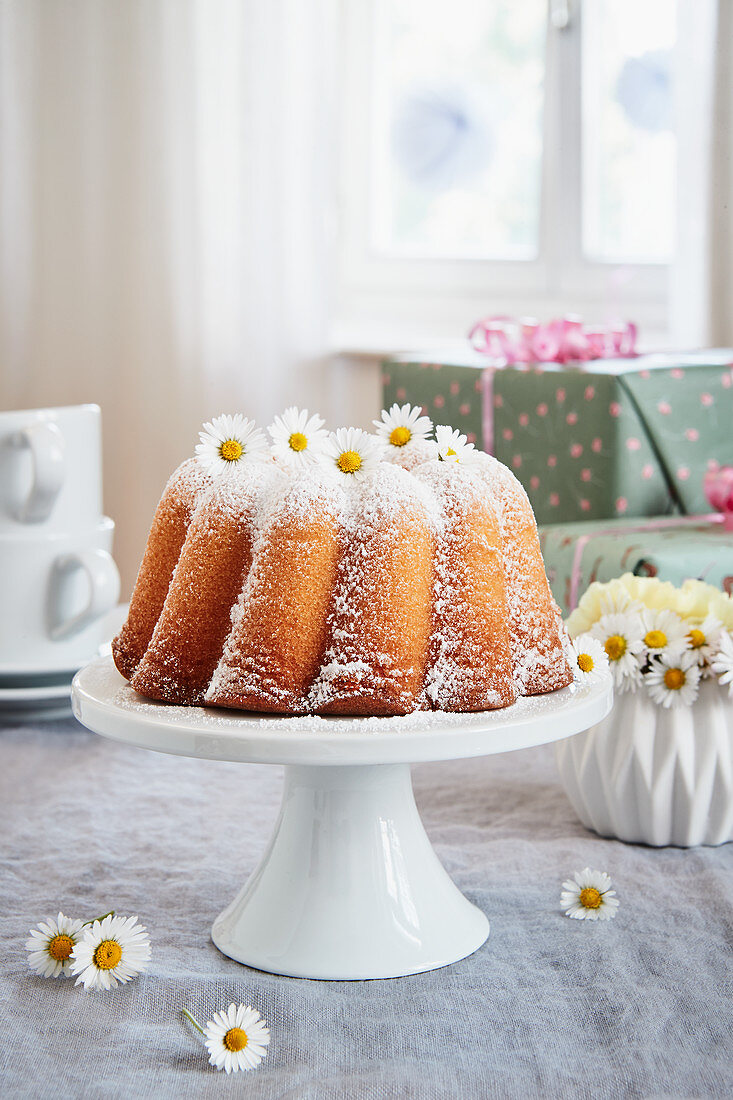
[333,0,670,350]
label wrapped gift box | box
[539,515,733,617]
[382,350,733,525]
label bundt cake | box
[113,405,572,715]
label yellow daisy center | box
[223,1027,248,1052]
[288,431,308,452]
[48,933,75,961]
[644,629,668,649]
[389,425,412,447]
[578,887,602,909]
[219,439,243,462]
[577,652,595,673]
[664,667,686,690]
[337,450,362,474]
[94,940,122,970]
[604,635,627,661]
[688,629,706,649]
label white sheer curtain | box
[671,0,733,348]
[0,0,338,592]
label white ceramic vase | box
[555,681,733,847]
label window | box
[335,0,678,349]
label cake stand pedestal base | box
[211,763,488,980]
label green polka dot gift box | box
[381,350,733,526]
[538,515,733,618]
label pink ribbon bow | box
[468,315,638,365]
[704,466,733,531]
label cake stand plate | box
[72,656,612,980]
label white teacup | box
[0,404,102,532]
[0,518,120,677]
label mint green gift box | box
[538,515,733,618]
[382,350,733,526]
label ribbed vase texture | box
[555,682,733,847]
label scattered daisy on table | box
[69,913,151,991]
[560,869,620,921]
[25,912,84,978]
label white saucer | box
[0,604,127,722]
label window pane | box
[582,0,676,263]
[372,0,546,260]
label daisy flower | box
[589,611,645,693]
[435,424,477,464]
[686,614,724,674]
[711,630,733,696]
[639,608,688,664]
[373,403,433,451]
[568,634,610,685]
[25,912,84,978]
[195,414,268,477]
[645,651,701,708]
[268,407,328,466]
[560,868,619,921]
[323,427,383,482]
[184,1003,270,1074]
[69,914,151,991]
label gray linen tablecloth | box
[1,712,731,1099]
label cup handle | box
[12,422,66,523]
[48,549,121,641]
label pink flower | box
[503,428,513,441]
[494,394,503,408]
[657,401,671,415]
[519,413,529,427]
[616,497,628,514]
[580,498,591,511]
[609,402,621,418]
[584,386,595,401]
[685,427,699,442]
[459,403,471,416]
[677,466,690,481]
[640,369,650,379]
[556,388,566,403]
[530,476,540,490]
[536,403,548,417]
[704,465,733,513]
[671,368,684,379]
[433,394,445,408]
[642,464,654,479]
[722,372,732,389]
[396,387,406,401]
[701,392,714,407]
[566,412,578,425]
[548,455,557,468]
[570,443,583,458]
[475,379,483,393]
[450,381,460,396]
[381,374,391,387]
[550,492,560,506]
[581,468,591,481]
[467,432,477,444]
[512,455,522,468]
[626,437,641,451]
[592,438,602,453]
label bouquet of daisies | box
[566,575,733,708]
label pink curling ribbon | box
[468,315,638,365]
[704,466,733,532]
[568,513,726,611]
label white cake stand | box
[71,656,612,981]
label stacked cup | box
[0,404,120,718]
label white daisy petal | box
[639,608,689,663]
[711,630,733,695]
[568,634,610,685]
[322,427,383,482]
[25,912,85,978]
[435,424,478,464]
[69,914,151,992]
[202,1003,271,1074]
[588,612,645,693]
[195,413,268,477]
[268,407,328,468]
[373,402,434,450]
[645,651,701,708]
[560,868,619,921]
